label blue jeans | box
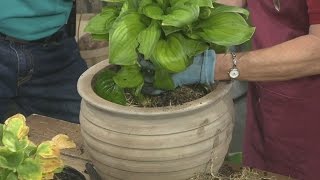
[0,29,87,123]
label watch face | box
[229,68,239,79]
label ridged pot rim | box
[77,60,232,116]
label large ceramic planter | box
[77,60,235,180]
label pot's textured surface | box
[77,61,235,180]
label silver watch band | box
[229,52,240,79]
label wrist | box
[215,54,233,80]
[228,52,240,79]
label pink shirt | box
[244,0,320,179]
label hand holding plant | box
[0,114,76,180]
[85,0,255,105]
[142,49,216,95]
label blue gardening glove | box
[172,49,216,87]
[141,49,216,95]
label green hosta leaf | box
[127,0,139,9]
[84,7,118,34]
[199,7,212,19]
[113,65,144,88]
[138,21,161,59]
[119,1,129,15]
[6,172,18,180]
[0,124,3,146]
[197,13,255,46]
[152,35,189,73]
[102,0,125,2]
[162,4,200,28]
[0,148,24,170]
[169,0,190,6]
[141,4,164,20]
[198,0,214,8]
[156,0,169,9]
[174,34,209,58]
[138,0,153,13]
[0,168,11,180]
[109,12,147,65]
[91,34,109,41]
[210,43,228,54]
[17,158,42,180]
[162,26,183,36]
[94,70,126,105]
[211,5,249,19]
[154,69,175,90]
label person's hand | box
[141,49,216,95]
[172,49,216,87]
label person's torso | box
[244,1,320,178]
[0,0,72,41]
[247,0,309,49]
[247,0,319,99]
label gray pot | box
[77,60,235,180]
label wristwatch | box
[228,52,240,79]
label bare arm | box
[215,24,320,81]
[215,0,246,7]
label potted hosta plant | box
[77,0,254,179]
[0,114,85,180]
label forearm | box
[215,0,246,7]
[215,32,320,81]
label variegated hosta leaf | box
[113,65,144,88]
[94,70,126,105]
[2,131,29,152]
[24,141,37,157]
[162,4,200,28]
[36,142,59,159]
[197,13,255,46]
[84,7,118,34]
[4,114,29,140]
[109,12,147,65]
[154,69,175,90]
[138,21,161,59]
[2,114,29,152]
[152,35,189,73]
[51,134,76,150]
[39,157,64,174]
[211,4,250,19]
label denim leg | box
[0,40,19,122]
[16,37,87,123]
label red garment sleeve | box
[307,0,320,24]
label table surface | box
[27,114,293,180]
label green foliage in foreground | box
[0,114,76,180]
